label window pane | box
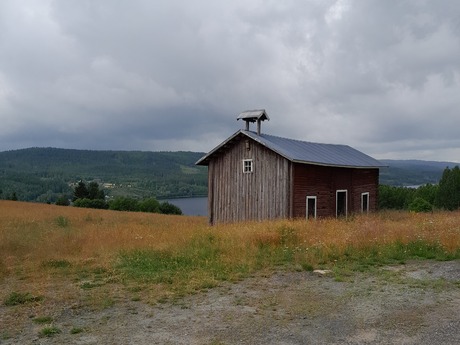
[243,159,253,173]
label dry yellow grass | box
[0,200,206,272]
[1,201,460,275]
[1,200,459,308]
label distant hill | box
[0,148,207,202]
[379,159,459,186]
[1,148,458,203]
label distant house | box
[196,110,386,225]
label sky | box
[1,0,460,162]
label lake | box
[164,197,207,216]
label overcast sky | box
[1,0,460,161]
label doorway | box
[361,192,369,213]
[306,196,317,219]
[336,190,347,218]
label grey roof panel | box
[196,129,386,168]
[243,131,385,168]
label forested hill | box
[0,147,458,203]
[379,159,459,186]
[0,147,207,202]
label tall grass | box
[1,201,459,301]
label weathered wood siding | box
[292,164,379,218]
[208,134,291,224]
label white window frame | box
[361,192,370,213]
[306,196,317,220]
[243,159,253,173]
[336,189,348,218]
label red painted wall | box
[292,164,379,218]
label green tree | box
[87,182,105,200]
[415,183,438,206]
[73,181,89,201]
[435,166,460,210]
[379,185,415,210]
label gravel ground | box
[1,260,459,344]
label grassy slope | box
[1,201,459,296]
[1,200,459,338]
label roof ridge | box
[197,129,386,168]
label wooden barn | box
[196,110,386,225]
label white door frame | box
[306,196,317,219]
[336,189,348,218]
[361,192,369,213]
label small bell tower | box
[236,109,270,135]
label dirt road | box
[1,260,459,344]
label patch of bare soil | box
[1,260,459,345]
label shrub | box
[159,201,182,215]
[138,198,160,213]
[108,197,139,212]
[408,197,433,213]
[55,196,70,206]
[74,198,108,209]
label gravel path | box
[1,260,459,344]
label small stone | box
[313,269,333,276]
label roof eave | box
[291,159,386,169]
[195,130,244,166]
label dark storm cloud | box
[1,0,460,161]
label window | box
[243,159,253,173]
[361,192,369,213]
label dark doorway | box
[361,192,369,213]
[336,190,347,217]
[306,196,316,219]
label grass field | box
[1,200,460,309]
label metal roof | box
[196,130,386,168]
[236,109,270,122]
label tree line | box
[0,148,207,203]
[58,181,182,215]
[379,166,460,212]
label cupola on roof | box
[237,109,269,135]
[236,109,270,122]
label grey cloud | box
[0,0,459,161]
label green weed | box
[70,327,84,334]
[33,316,53,324]
[4,292,43,306]
[39,326,61,337]
[117,233,232,290]
[100,296,115,309]
[41,259,72,269]
[55,215,70,228]
[80,281,104,289]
